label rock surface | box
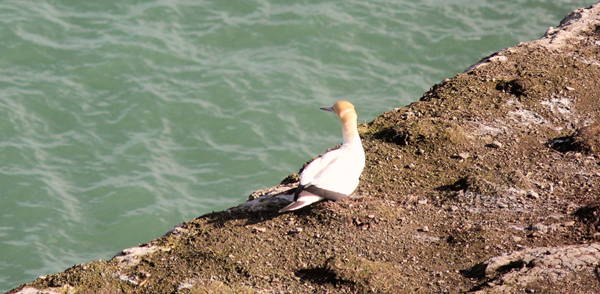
[466,243,600,293]
[8,3,600,294]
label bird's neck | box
[340,116,360,145]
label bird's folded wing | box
[303,185,347,201]
[299,148,342,186]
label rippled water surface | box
[0,0,593,290]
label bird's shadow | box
[201,183,321,227]
[204,202,319,227]
[202,181,358,227]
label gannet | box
[279,100,365,213]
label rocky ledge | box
[8,3,600,294]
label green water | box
[0,0,593,291]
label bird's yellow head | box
[320,100,357,122]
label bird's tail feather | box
[278,201,310,213]
[278,194,323,213]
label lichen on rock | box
[466,243,600,293]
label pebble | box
[417,199,428,205]
[252,227,267,233]
[367,214,375,219]
[526,190,540,199]
[489,55,508,63]
[548,214,562,220]
[512,236,523,242]
[419,226,430,232]
[529,223,548,233]
[565,86,575,91]
[458,152,470,159]
[288,227,303,234]
[488,140,503,148]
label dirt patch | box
[573,122,600,155]
[575,200,600,239]
[324,256,404,294]
[548,122,600,154]
[495,79,528,97]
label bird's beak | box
[320,106,334,112]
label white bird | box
[279,100,365,213]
